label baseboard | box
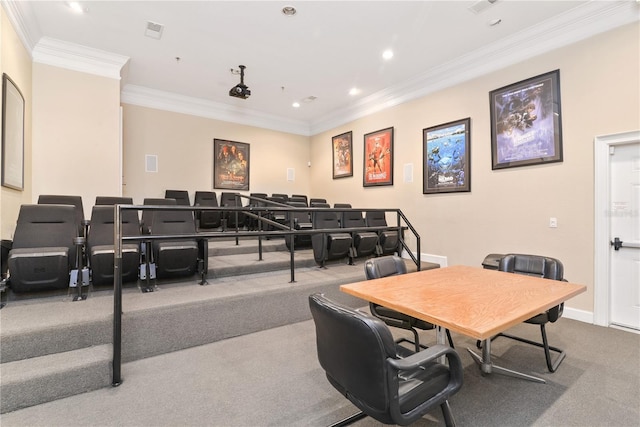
[402,251,448,267]
[562,306,593,324]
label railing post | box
[112,205,123,386]
[289,212,296,283]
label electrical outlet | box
[549,217,558,228]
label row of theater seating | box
[1,192,401,296]
[3,195,207,296]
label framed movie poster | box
[213,139,250,190]
[2,74,25,190]
[363,127,393,187]
[490,69,563,170]
[332,131,353,179]
[423,118,471,194]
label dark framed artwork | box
[2,73,25,190]
[332,131,353,179]
[363,127,393,187]
[423,118,471,194]
[213,139,250,190]
[490,69,563,170]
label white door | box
[610,142,640,330]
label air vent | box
[145,21,164,39]
[468,0,498,14]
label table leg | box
[467,339,546,384]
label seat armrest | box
[388,344,458,371]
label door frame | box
[594,130,640,326]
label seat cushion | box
[8,247,70,292]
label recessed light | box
[382,50,394,60]
[67,1,86,14]
[292,102,301,108]
[282,6,297,16]
[349,88,360,96]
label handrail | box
[112,203,421,386]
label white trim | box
[32,37,129,80]
[563,307,594,324]
[593,130,640,327]
[121,85,311,136]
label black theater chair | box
[220,192,244,229]
[148,206,201,285]
[284,201,312,250]
[341,209,378,261]
[311,208,352,267]
[7,204,79,293]
[482,253,568,372]
[194,191,222,229]
[38,194,87,238]
[365,210,399,256]
[95,196,133,205]
[365,256,454,352]
[165,190,191,206]
[309,293,463,427]
[87,205,141,286]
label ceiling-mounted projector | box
[229,65,251,99]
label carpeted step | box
[0,344,112,414]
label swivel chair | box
[309,293,463,427]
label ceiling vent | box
[145,21,164,39]
[468,0,498,14]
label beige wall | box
[310,22,640,313]
[32,63,122,218]
[0,9,32,240]
[121,104,311,204]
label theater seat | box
[149,207,199,280]
[311,208,352,267]
[194,191,221,229]
[8,204,79,293]
[95,196,133,206]
[88,206,141,286]
[365,210,399,255]
[165,190,191,206]
[341,209,378,260]
[284,201,312,250]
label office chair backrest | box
[499,254,564,281]
[364,256,407,280]
[309,293,397,415]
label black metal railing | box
[112,201,420,386]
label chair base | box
[328,411,367,427]
[476,324,565,373]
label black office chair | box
[309,293,463,427]
[484,253,567,372]
[365,256,454,352]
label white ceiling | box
[4,1,639,135]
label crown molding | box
[32,37,129,80]
[2,0,40,53]
[121,85,311,136]
[309,1,640,135]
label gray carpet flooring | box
[2,312,638,426]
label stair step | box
[0,344,112,413]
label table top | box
[340,265,586,340]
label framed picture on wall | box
[213,139,250,190]
[489,69,563,170]
[1,74,25,191]
[332,131,353,179]
[363,127,394,187]
[423,118,471,194]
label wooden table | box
[341,265,586,383]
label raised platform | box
[0,239,436,413]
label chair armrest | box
[388,344,458,371]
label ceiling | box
[4,1,638,135]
